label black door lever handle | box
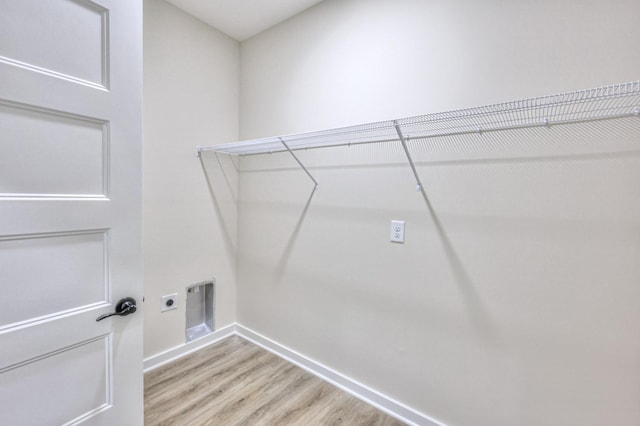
[96,297,137,321]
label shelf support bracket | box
[394,121,423,191]
[279,137,319,188]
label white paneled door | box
[0,1,143,424]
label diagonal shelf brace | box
[394,121,423,191]
[279,137,319,188]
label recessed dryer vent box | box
[185,279,215,343]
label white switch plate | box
[390,220,405,243]
[161,293,178,312]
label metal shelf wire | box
[197,81,640,189]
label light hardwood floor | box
[144,336,406,426]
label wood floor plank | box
[144,336,405,426]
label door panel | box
[0,0,142,424]
[0,0,108,87]
[0,336,110,426]
[0,230,108,328]
[0,101,108,198]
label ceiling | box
[165,0,325,41]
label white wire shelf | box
[197,80,640,190]
[199,81,640,157]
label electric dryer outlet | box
[161,293,178,312]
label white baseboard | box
[143,323,237,373]
[142,322,445,426]
[236,324,445,426]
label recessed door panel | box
[0,102,107,198]
[0,336,110,426]
[0,0,107,86]
[0,231,108,329]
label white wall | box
[238,1,640,425]
[240,0,640,138]
[143,0,239,358]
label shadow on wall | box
[419,185,496,344]
[409,118,640,345]
[199,152,238,254]
[276,185,317,281]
